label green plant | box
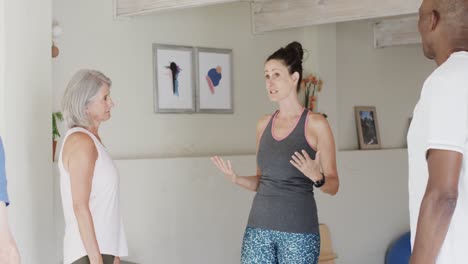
[52,112,63,140]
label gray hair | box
[61,69,112,128]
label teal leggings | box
[241,227,320,264]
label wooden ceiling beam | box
[115,0,243,17]
[373,15,421,48]
[252,0,422,33]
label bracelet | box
[314,172,326,188]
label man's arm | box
[410,149,462,264]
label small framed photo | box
[195,47,233,113]
[354,106,381,150]
[153,44,196,113]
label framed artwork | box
[195,47,233,113]
[153,44,196,113]
[354,106,381,150]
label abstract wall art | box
[153,44,195,113]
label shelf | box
[338,147,407,154]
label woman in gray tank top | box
[211,41,339,264]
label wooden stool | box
[318,224,338,264]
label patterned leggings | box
[241,227,320,264]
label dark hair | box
[267,41,304,91]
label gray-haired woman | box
[59,69,128,264]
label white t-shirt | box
[408,51,468,263]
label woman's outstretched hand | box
[211,156,238,184]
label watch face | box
[314,180,323,188]
[314,173,325,188]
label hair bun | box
[285,41,304,62]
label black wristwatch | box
[313,172,326,188]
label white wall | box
[53,156,255,264]
[304,20,430,150]
[52,0,317,159]
[52,150,409,264]
[0,0,5,135]
[318,149,409,263]
[1,0,56,263]
[49,1,435,264]
[335,20,435,150]
[304,24,339,143]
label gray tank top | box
[247,109,319,234]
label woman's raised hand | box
[211,156,238,184]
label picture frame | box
[354,106,381,150]
[195,47,233,113]
[153,44,196,113]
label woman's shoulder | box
[61,131,98,166]
[66,130,94,143]
[63,131,97,154]
[256,114,273,132]
[307,111,327,120]
[258,114,273,124]
[306,111,330,131]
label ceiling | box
[114,0,422,47]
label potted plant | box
[52,111,63,161]
[301,74,322,111]
[301,74,327,118]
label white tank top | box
[59,127,128,264]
